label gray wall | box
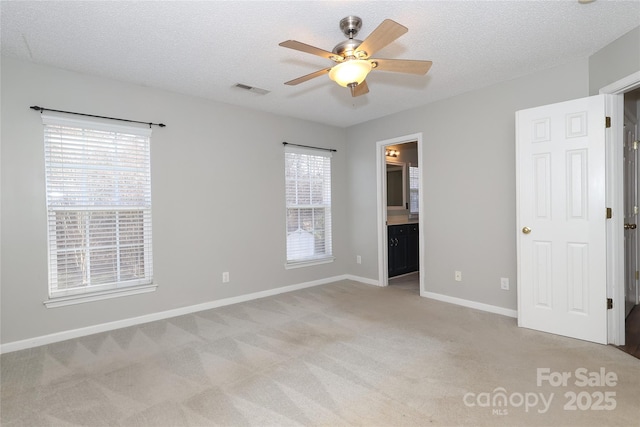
[345,58,590,309]
[0,57,348,344]
[2,24,639,345]
[589,26,640,94]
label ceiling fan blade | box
[284,67,332,86]
[356,19,408,58]
[371,58,432,75]
[351,80,369,97]
[279,40,338,60]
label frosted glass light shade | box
[328,60,372,87]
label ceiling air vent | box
[234,83,270,95]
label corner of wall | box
[589,26,640,95]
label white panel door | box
[516,95,608,344]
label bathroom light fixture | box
[385,149,399,157]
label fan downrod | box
[334,16,365,57]
[339,16,362,39]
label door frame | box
[601,71,640,345]
[376,133,424,292]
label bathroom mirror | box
[386,162,406,209]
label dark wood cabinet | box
[406,223,419,273]
[388,223,419,278]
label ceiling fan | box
[279,16,432,97]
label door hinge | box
[606,207,612,219]
[636,270,639,281]
[607,298,613,310]
[634,140,638,150]
[605,116,611,128]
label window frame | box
[41,113,156,307]
[284,145,334,268]
[409,164,420,216]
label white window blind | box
[284,146,333,266]
[42,114,153,299]
[409,165,419,215]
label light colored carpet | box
[1,280,639,426]
[388,272,420,295]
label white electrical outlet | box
[500,277,509,290]
[356,255,362,264]
[222,272,230,283]
[455,271,462,281]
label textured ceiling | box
[2,1,639,128]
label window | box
[42,114,154,305]
[409,165,419,215]
[284,146,333,267]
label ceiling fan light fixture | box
[279,17,431,96]
[328,60,372,87]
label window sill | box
[43,284,157,308]
[285,256,335,270]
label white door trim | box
[376,133,424,292]
[600,71,640,345]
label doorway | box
[623,88,640,318]
[376,133,424,295]
[621,87,640,358]
[601,71,640,346]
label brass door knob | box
[522,227,532,234]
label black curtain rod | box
[30,106,166,128]
[282,142,336,153]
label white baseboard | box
[344,274,381,286]
[339,275,519,320]
[344,276,517,318]
[0,275,348,354]
[0,276,517,354]
[422,291,518,318]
